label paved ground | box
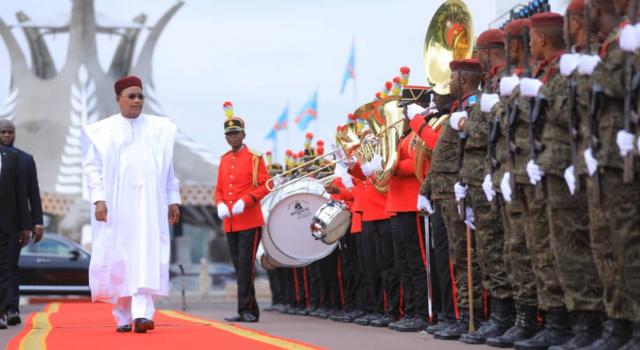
[1,296,495,350]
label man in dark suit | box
[0,139,31,329]
[0,120,42,327]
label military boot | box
[460,298,515,344]
[434,311,481,340]
[575,319,632,350]
[514,307,573,350]
[486,304,537,348]
[548,311,603,350]
[619,324,640,350]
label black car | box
[19,233,91,295]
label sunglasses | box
[125,93,145,100]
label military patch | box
[468,95,478,106]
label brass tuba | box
[415,0,474,181]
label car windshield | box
[23,237,73,256]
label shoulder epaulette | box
[249,148,262,157]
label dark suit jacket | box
[0,145,30,235]
[12,147,43,226]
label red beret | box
[530,12,564,29]
[114,75,142,95]
[504,19,531,37]
[449,58,482,73]
[566,0,585,15]
[476,29,505,48]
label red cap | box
[530,12,564,29]
[400,66,410,74]
[114,75,142,95]
[566,0,585,15]
[316,140,324,146]
[297,150,305,157]
[266,151,272,155]
[286,149,293,156]
[348,113,356,121]
[476,29,505,48]
[504,19,531,37]
[305,132,313,139]
[449,58,482,73]
[385,81,392,90]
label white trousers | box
[112,293,156,326]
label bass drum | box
[261,178,338,266]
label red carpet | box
[7,303,322,350]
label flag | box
[294,92,318,131]
[276,105,288,130]
[339,42,355,95]
[265,128,277,140]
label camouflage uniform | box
[511,56,566,311]
[491,84,538,308]
[425,94,483,312]
[461,75,512,301]
[535,58,604,313]
[590,29,640,322]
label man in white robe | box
[82,76,181,333]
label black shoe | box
[6,310,21,326]
[133,318,155,333]
[275,304,288,313]
[224,314,243,322]
[514,307,573,350]
[240,313,259,323]
[316,307,339,319]
[0,315,7,330]
[548,311,603,350]
[369,314,398,327]
[329,310,350,322]
[486,304,538,348]
[390,317,429,332]
[574,319,632,350]
[284,304,299,315]
[434,312,475,340]
[345,309,366,322]
[460,298,515,345]
[296,307,310,316]
[263,304,279,312]
[427,315,456,335]
[620,325,640,350]
[307,306,321,317]
[354,313,381,326]
[388,317,414,330]
[116,324,132,333]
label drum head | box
[261,225,310,267]
[268,193,337,261]
[321,210,352,244]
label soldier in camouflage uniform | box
[576,1,640,349]
[520,8,608,350]
[449,29,515,345]
[485,19,540,348]
[419,59,483,341]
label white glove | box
[583,148,598,176]
[417,195,435,214]
[578,54,601,76]
[563,165,576,195]
[560,53,581,76]
[340,156,357,169]
[520,78,543,98]
[482,174,496,202]
[370,154,384,171]
[638,134,640,153]
[217,203,230,220]
[500,172,513,203]
[232,199,245,215]
[526,159,545,185]
[341,174,354,189]
[635,23,640,49]
[464,207,476,230]
[406,103,427,121]
[454,181,467,202]
[334,161,347,177]
[500,75,520,97]
[361,162,374,176]
[481,94,500,113]
[449,111,468,131]
[616,130,635,157]
[620,24,638,52]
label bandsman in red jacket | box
[215,102,269,323]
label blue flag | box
[340,43,355,95]
[294,92,318,131]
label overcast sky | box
[0,0,564,163]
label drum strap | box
[252,155,259,188]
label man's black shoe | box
[275,304,287,313]
[224,313,259,323]
[369,314,397,327]
[434,314,472,340]
[427,317,456,334]
[0,316,7,330]
[263,304,280,312]
[6,310,21,326]
[296,307,310,316]
[390,317,429,332]
[133,318,155,333]
[460,298,515,345]
[354,313,382,326]
[116,324,132,333]
[486,304,538,348]
[548,310,603,350]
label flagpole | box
[352,35,357,108]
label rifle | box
[623,0,639,183]
[485,47,498,212]
[566,11,580,194]
[585,2,602,204]
[523,28,545,200]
